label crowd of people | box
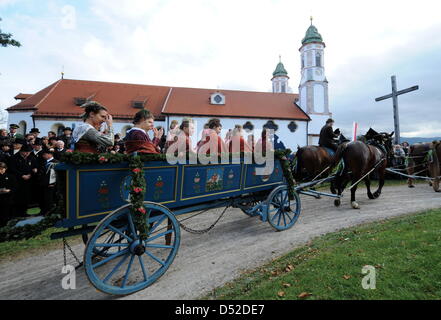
[0,102,278,227]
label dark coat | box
[0,172,17,193]
[8,153,38,179]
[319,125,339,149]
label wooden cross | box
[375,75,419,144]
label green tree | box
[0,17,21,47]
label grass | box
[204,208,441,300]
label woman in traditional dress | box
[228,125,252,153]
[124,109,163,154]
[72,101,114,153]
[165,120,180,150]
[196,118,227,155]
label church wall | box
[7,111,33,134]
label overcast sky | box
[1,0,440,137]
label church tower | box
[272,57,289,93]
[298,18,331,145]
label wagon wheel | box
[84,202,180,295]
[266,185,301,231]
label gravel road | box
[0,184,440,300]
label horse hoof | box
[373,192,380,199]
[351,201,360,209]
[368,193,375,200]
[408,185,415,188]
[334,199,341,207]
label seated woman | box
[165,120,180,150]
[228,125,252,153]
[124,109,163,154]
[166,119,196,158]
[72,101,114,153]
[196,118,227,155]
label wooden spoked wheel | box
[84,202,180,295]
[266,185,301,231]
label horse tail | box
[292,146,304,179]
[331,143,349,171]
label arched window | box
[51,123,65,137]
[18,121,27,135]
[316,52,322,67]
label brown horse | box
[332,131,394,209]
[293,135,350,184]
[407,141,441,192]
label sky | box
[1,0,441,137]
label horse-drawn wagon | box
[51,154,305,295]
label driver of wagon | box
[124,109,163,154]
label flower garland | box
[128,156,149,240]
[275,149,297,200]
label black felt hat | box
[20,144,33,152]
[9,124,19,129]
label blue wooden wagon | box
[52,157,301,295]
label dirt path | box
[0,184,440,300]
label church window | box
[288,121,298,133]
[307,51,312,66]
[281,84,286,93]
[243,121,254,132]
[301,55,305,68]
[263,120,278,132]
[316,52,322,67]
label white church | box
[7,21,331,150]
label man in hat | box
[58,127,73,149]
[30,140,44,164]
[30,128,40,138]
[318,118,341,152]
[36,149,58,216]
[8,144,38,217]
[10,138,26,156]
[8,124,24,140]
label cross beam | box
[375,75,419,144]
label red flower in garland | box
[66,149,73,153]
[137,207,146,214]
[98,156,108,163]
[133,187,143,193]
[132,168,141,173]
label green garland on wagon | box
[128,155,150,240]
[274,149,297,200]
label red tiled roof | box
[14,93,33,100]
[7,79,309,121]
[163,87,309,121]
